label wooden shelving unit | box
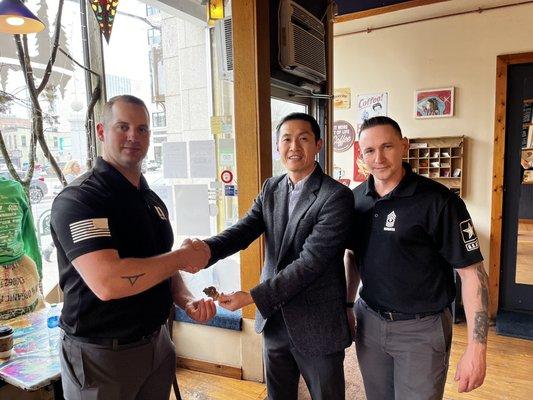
[522,99,533,184]
[523,99,533,151]
[403,136,464,197]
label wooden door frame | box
[489,52,533,319]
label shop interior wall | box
[333,2,533,266]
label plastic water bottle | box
[47,304,60,354]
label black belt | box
[64,326,161,348]
[375,309,440,321]
[364,301,441,321]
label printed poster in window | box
[357,92,388,132]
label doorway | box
[492,57,533,339]
[501,63,533,308]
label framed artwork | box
[415,87,454,119]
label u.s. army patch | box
[460,219,479,251]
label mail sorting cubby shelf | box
[403,136,464,197]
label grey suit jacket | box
[205,165,354,356]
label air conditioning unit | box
[279,0,326,84]
[215,17,233,82]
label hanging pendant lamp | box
[0,0,45,34]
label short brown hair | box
[102,95,149,127]
[359,116,402,139]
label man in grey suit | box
[200,113,354,399]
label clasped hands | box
[177,238,253,311]
[179,238,211,273]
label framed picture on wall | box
[415,87,454,119]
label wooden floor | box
[171,369,267,400]
[172,324,533,400]
[516,226,533,285]
[443,325,533,400]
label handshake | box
[178,238,211,274]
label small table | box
[0,306,61,392]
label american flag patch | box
[154,205,166,220]
[70,218,111,243]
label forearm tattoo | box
[121,273,146,286]
[473,263,489,344]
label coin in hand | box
[203,286,220,301]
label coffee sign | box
[333,120,355,153]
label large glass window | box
[0,0,240,300]
[102,1,238,298]
[147,28,161,46]
[152,111,166,128]
[0,0,90,295]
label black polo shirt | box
[352,164,483,314]
[50,157,173,339]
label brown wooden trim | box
[489,52,533,319]
[233,0,271,319]
[334,0,449,23]
[489,56,507,319]
[497,52,533,65]
[177,357,242,380]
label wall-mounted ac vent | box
[215,17,233,81]
[279,0,326,84]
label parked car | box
[0,171,48,204]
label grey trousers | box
[355,299,452,400]
[60,325,176,400]
[263,311,345,400]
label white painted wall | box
[333,0,533,264]
[173,318,264,382]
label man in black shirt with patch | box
[345,116,488,399]
[51,95,215,400]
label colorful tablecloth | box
[0,306,60,390]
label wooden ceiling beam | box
[334,0,450,23]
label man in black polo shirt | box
[51,95,215,400]
[345,116,489,399]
